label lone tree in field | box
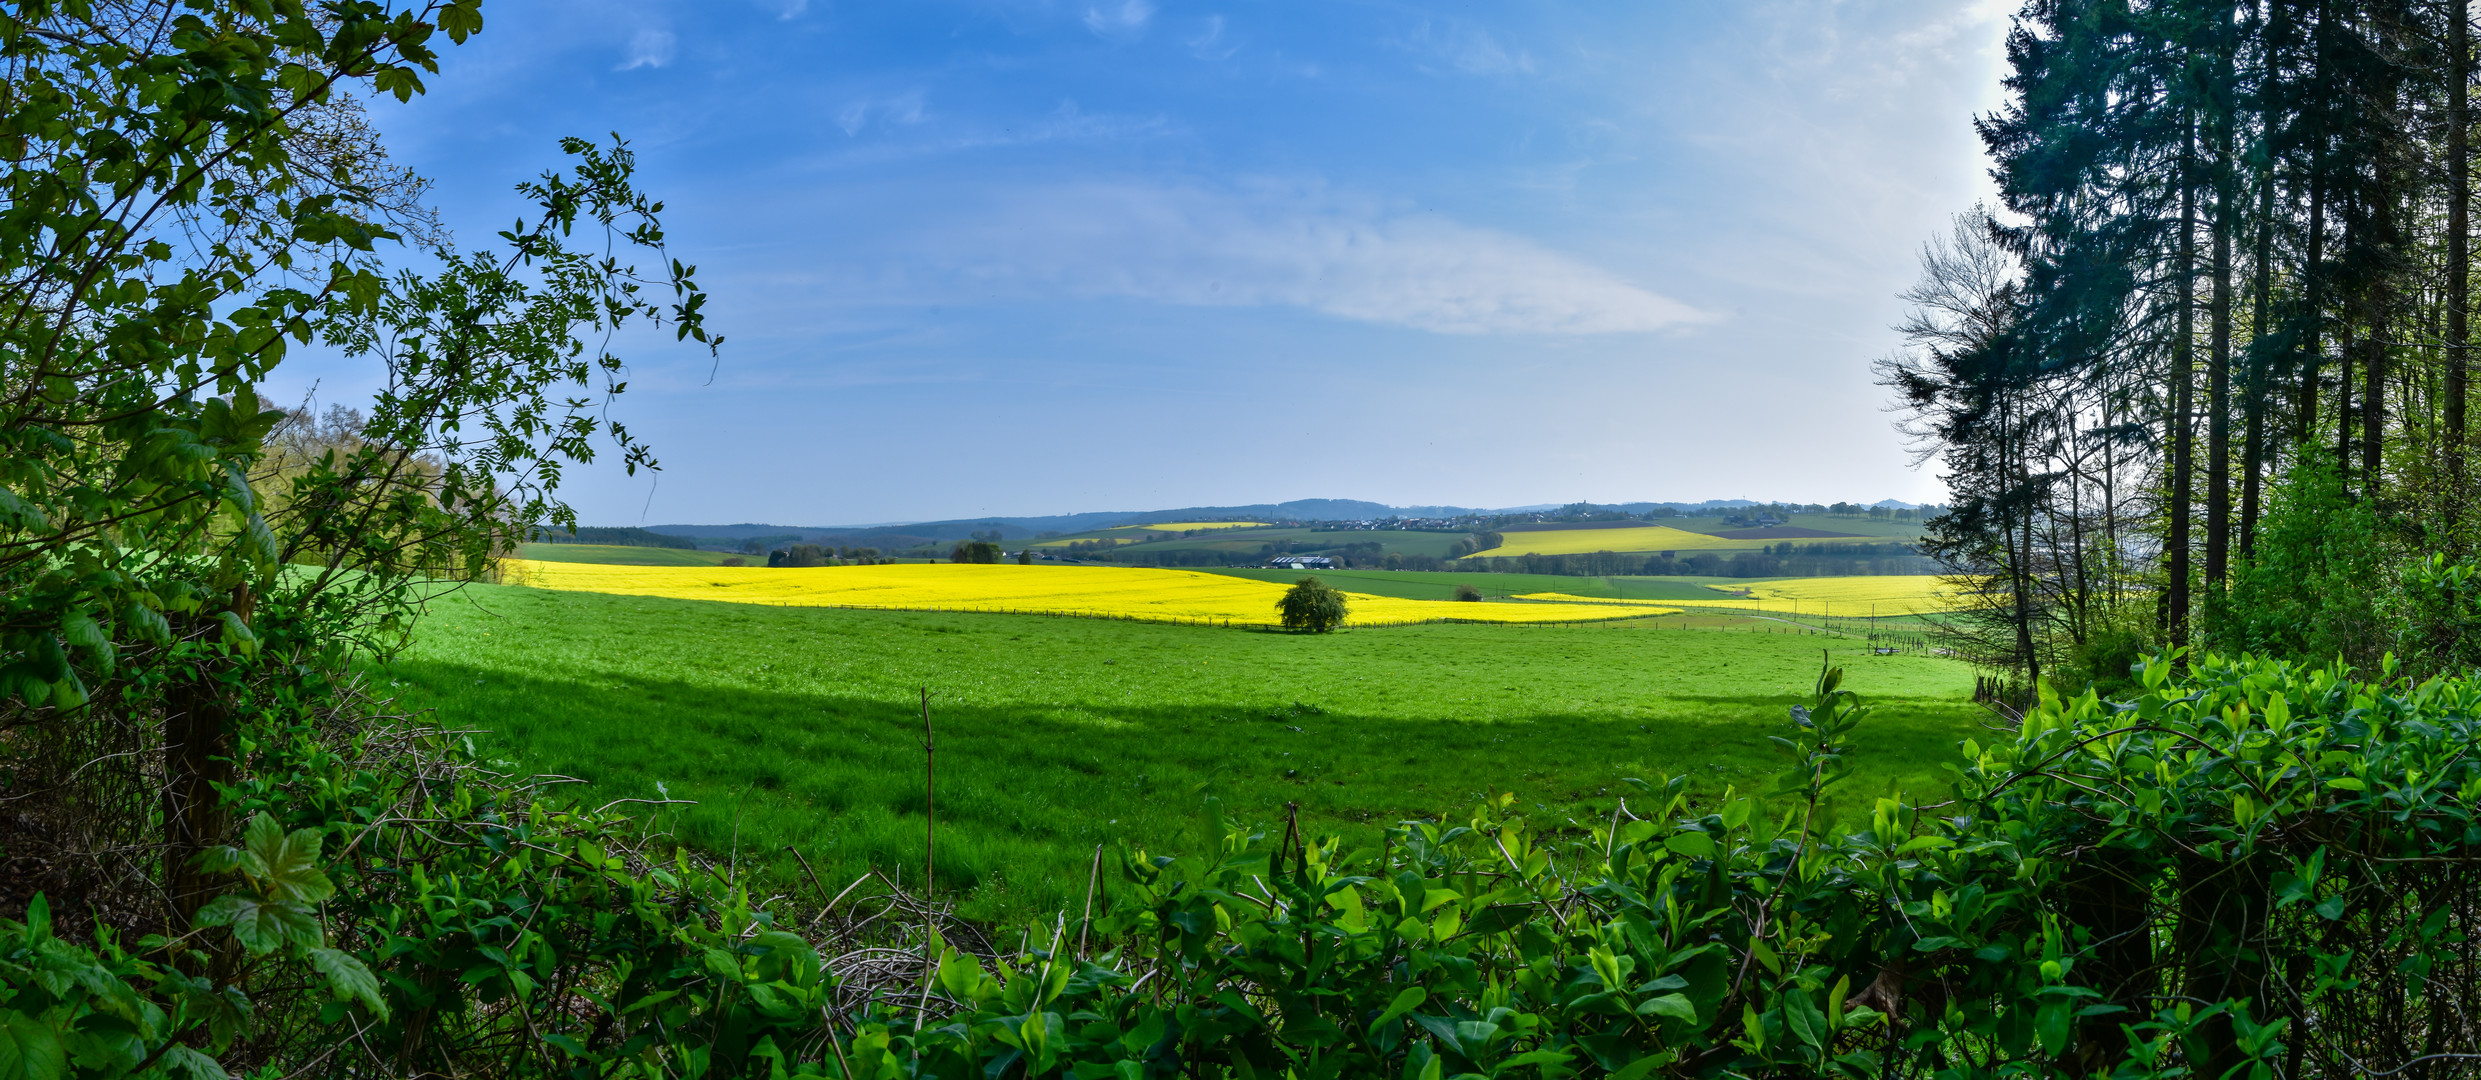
[1278,576,1349,632]
[1455,584,1484,602]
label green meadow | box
[515,542,746,566]
[384,582,1983,924]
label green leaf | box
[1784,995,1825,1049]
[308,947,390,1019]
[936,949,984,1000]
[241,512,279,569]
[1663,831,1716,859]
[0,1012,67,1080]
[121,602,170,645]
[1636,993,1698,1022]
[58,612,105,651]
[2036,999,2072,1058]
[194,894,321,955]
[215,611,257,656]
[1372,986,1427,1030]
[240,813,334,903]
[1611,1050,1676,1080]
[1402,1043,1440,1080]
[157,1045,229,1080]
[0,486,48,531]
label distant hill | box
[635,497,1910,546]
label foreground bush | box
[20,650,2481,1077]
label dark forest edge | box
[1890,0,2481,700]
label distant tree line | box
[768,543,895,567]
[535,526,695,549]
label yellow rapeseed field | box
[1463,525,1767,558]
[1516,574,1960,615]
[506,560,1677,627]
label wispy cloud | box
[1083,0,1154,39]
[1186,15,1239,61]
[923,182,1707,335]
[617,27,675,70]
[808,100,1171,163]
[1390,19,1534,76]
[836,92,928,136]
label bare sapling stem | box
[922,686,935,896]
[1080,843,1104,957]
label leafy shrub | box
[2206,452,2386,666]
[1277,576,1349,632]
[1455,584,1484,602]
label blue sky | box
[285,0,2014,526]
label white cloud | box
[1392,19,1533,76]
[617,27,675,70]
[1186,15,1239,60]
[836,92,927,136]
[1083,0,1154,38]
[925,183,1706,335]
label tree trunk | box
[2450,0,2471,526]
[2171,117,2198,648]
[2243,139,2275,561]
[162,585,250,950]
[2208,68,2236,590]
[2298,3,2331,450]
[2339,328,2355,487]
[2364,194,2391,491]
[2179,853,2272,1080]
[161,679,232,931]
[2064,850,2152,1075]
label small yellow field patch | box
[1517,575,1961,615]
[506,560,1677,627]
[1108,521,1269,532]
[1739,575,1961,611]
[1466,525,1766,558]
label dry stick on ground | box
[916,686,936,1065]
[1080,844,1104,958]
[921,687,935,896]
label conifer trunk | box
[2171,117,2198,647]
[2298,2,2331,450]
[2450,0,2470,524]
[2208,63,2236,590]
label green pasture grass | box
[516,543,746,567]
[1198,568,1734,602]
[1664,514,1925,540]
[382,584,1982,926]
